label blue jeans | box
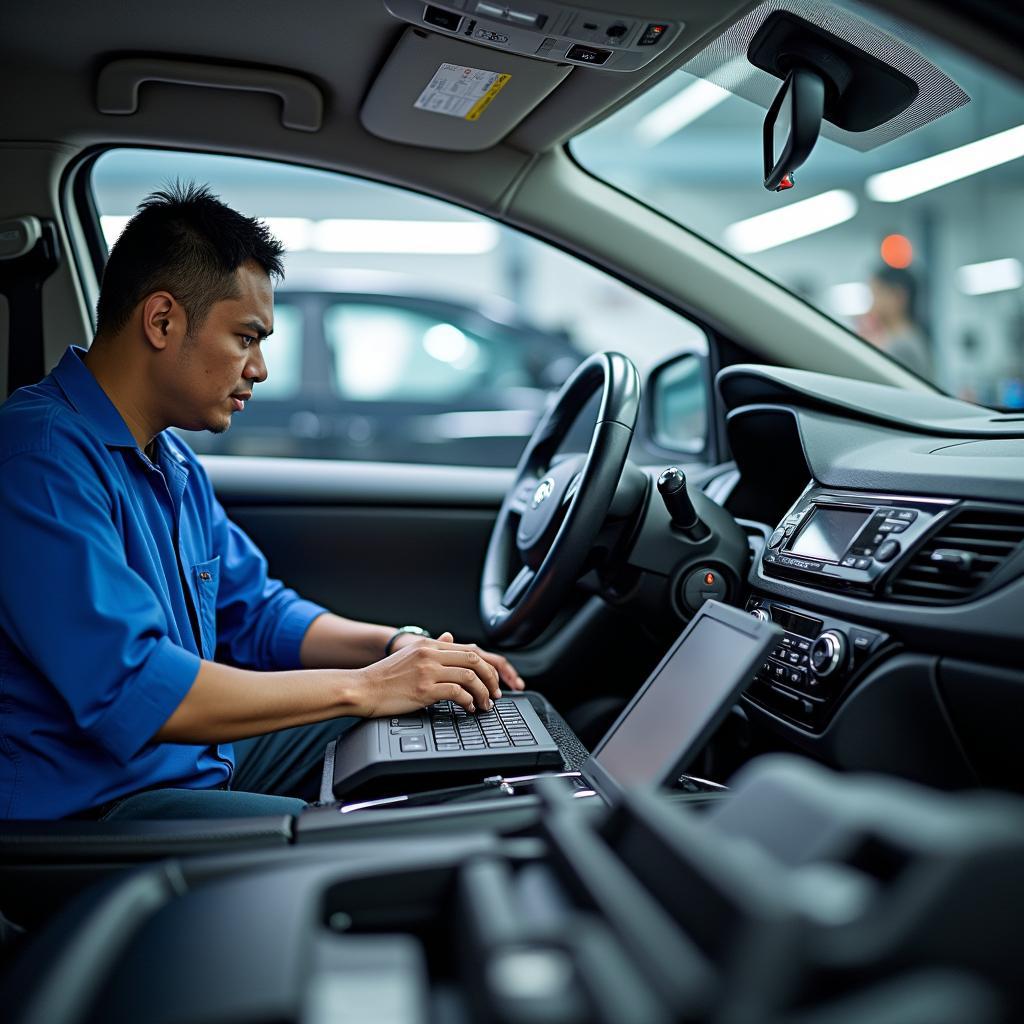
[98,717,358,820]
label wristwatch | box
[384,625,432,656]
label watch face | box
[387,626,431,655]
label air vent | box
[889,509,1024,604]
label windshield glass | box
[571,4,1024,409]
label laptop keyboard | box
[427,698,539,751]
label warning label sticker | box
[414,64,511,121]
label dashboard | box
[716,364,1024,791]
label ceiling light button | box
[423,5,463,32]
[565,44,611,66]
[507,9,545,28]
[475,1,505,17]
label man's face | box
[165,261,274,434]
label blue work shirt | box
[0,346,326,819]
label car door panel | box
[204,456,511,641]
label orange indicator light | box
[880,233,913,268]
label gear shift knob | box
[657,466,701,531]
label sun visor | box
[680,0,969,152]
[361,27,572,151]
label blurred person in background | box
[860,265,933,380]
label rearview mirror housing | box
[763,66,825,191]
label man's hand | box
[391,630,526,693]
[356,632,506,718]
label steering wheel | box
[480,352,641,646]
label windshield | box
[572,4,1024,409]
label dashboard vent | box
[889,509,1024,604]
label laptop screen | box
[589,604,779,791]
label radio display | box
[789,507,870,563]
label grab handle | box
[97,58,323,132]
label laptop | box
[326,601,780,800]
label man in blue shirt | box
[0,184,523,821]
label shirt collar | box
[51,345,144,449]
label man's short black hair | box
[95,181,285,338]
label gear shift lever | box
[657,466,706,537]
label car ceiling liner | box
[680,0,969,151]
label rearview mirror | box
[763,66,825,191]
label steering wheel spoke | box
[509,477,542,517]
[501,566,536,608]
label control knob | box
[749,608,770,624]
[810,630,846,678]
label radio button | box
[872,532,885,545]
[854,557,872,570]
[849,629,875,653]
[892,509,917,521]
[769,528,786,548]
[783,524,796,537]
[875,539,900,563]
[877,522,895,533]
[841,555,857,567]
[887,521,908,533]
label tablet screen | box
[591,611,774,789]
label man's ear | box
[140,292,182,351]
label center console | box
[761,487,954,592]
[743,486,949,731]
[744,596,888,730]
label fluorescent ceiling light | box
[634,79,730,147]
[314,219,499,255]
[723,190,858,254]
[262,217,314,251]
[956,257,1024,295]
[827,282,873,317]
[865,124,1024,203]
[100,215,131,246]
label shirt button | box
[199,571,212,581]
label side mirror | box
[648,352,708,455]
[763,66,825,191]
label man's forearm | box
[298,612,397,669]
[155,659,368,744]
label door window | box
[90,149,709,466]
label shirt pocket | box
[191,556,221,660]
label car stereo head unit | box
[762,489,954,591]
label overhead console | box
[362,0,686,149]
[383,0,681,71]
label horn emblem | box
[531,477,555,509]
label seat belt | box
[0,217,61,397]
